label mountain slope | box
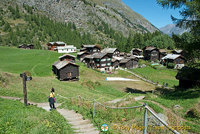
[15,0,158,37]
[160,24,189,36]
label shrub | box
[167,63,175,69]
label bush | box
[167,63,175,69]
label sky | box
[121,0,182,28]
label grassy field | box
[1,46,199,133]
[130,65,179,87]
[0,98,73,134]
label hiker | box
[49,88,56,110]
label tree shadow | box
[125,87,153,94]
[155,86,200,100]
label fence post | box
[93,99,95,118]
[102,97,104,103]
[143,103,148,134]
[78,95,81,108]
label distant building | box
[52,61,79,81]
[101,48,120,57]
[143,46,159,61]
[172,50,183,55]
[127,56,139,68]
[57,45,77,53]
[111,58,120,70]
[131,48,142,56]
[159,49,167,60]
[77,51,89,61]
[59,54,75,63]
[120,58,133,69]
[176,67,200,88]
[47,42,66,51]
[161,54,186,69]
[80,45,101,54]
[83,52,112,73]
[18,44,34,49]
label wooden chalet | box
[111,58,120,69]
[77,51,89,61]
[143,46,159,61]
[18,44,34,49]
[52,61,79,81]
[83,52,112,72]
[101,48,120,57]
[159,49,167,60]
[131,48,142,56]
[47,42,66,51]
[80,45,101,54]
[59,54,75,63]
[127,56,139,68]
[176,67,200,88]
[120,58,133,69]
[161,54,186,69]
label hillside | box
[15,0,158,36]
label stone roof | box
[161,54,182,60]
[159,49,167,53]
[120,58,131,64]
[131,48,142,52]
[101,48,118,54]
[145,47,157,51]
[82,45,96,48]
[53,61,79,70]
[77,51,88,55]
[92,52,107,59]
[59,54,75,59]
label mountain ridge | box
[160,24,189,36]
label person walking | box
[49,88,56,111]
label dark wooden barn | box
[83,55,95,69]
[176,67,200,88]
[52,61,79,81]
[111,58,120,69]
[120,58,133,69]
[101,48,120,57]
[127,56,139,68]
[131,48,142,56]
[77,51,89,61]
[159,49,167,60]
[80,45,101,54]
[47,42,66,51]
[143,46,159,61]
[59,54,75,63]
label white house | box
[57,45,77,53]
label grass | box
[0,98,73,134]
[0,46,63,77]
[130,65,179,87]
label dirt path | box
[0,96,99,134]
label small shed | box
[127,56,139,68]
[143,46,159,61]
[59,54,75,63]
[176,67,200,88]
[120,58,133,69]
[101,48,120,57]
[131,48,142,56]
[111,58,120,69]
[52,61,79,81]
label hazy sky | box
[121,0,182,28]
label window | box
[101,64,106,67]
[96,59,99,61]
[96,64,100,67]
[101,59,106,61]
[107,63,111,66]
[107,58,111,61]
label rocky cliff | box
[15,0,158,37]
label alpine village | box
[0,0,200,134]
